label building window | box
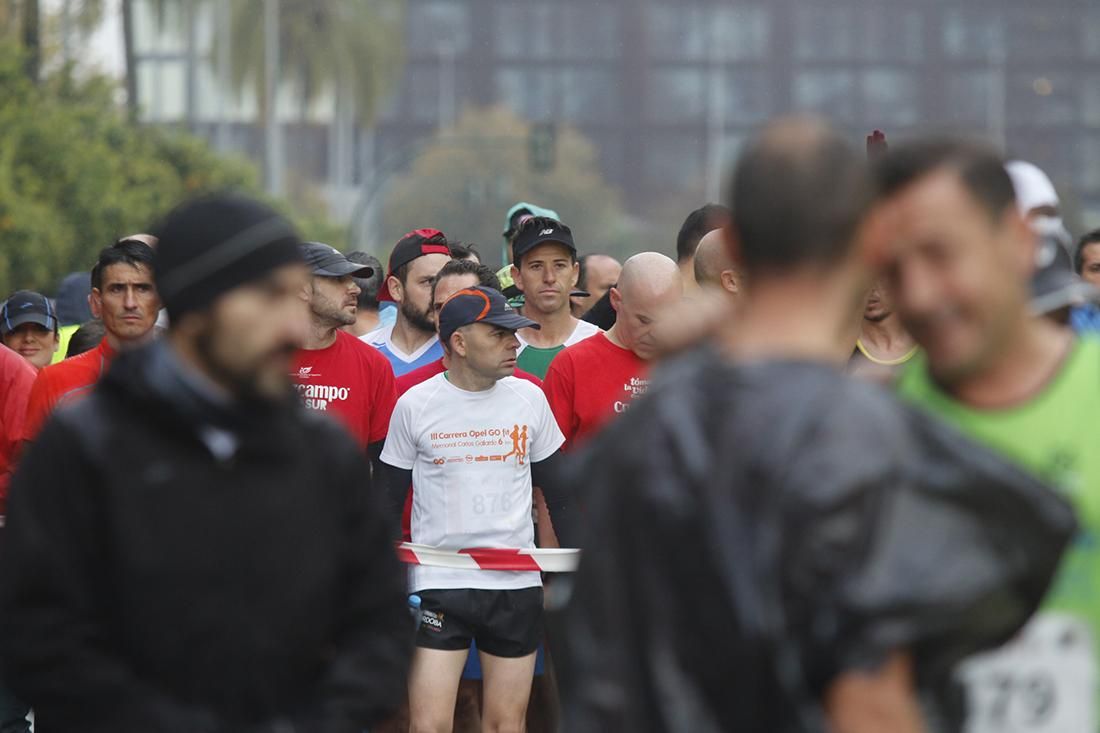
[1005,9,1080,60]
[721,71,772,125]
[942,8,1005,60]
[1008,72,1076,126]
[1080,136,1100,193]
[647,69,706,123]
[794,6,859,61]
[793,71,856,122]
[646,5,769,61]
[496,68,619,124]
[944,71,995,126]
[1085,10,1100,58]
[642,134,702,189]
[407,0,472,55]
[496,2,618,60]
[863,71,919,126]
[137,61,186,122]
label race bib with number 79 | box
[957,613,1096,733]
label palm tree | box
[221,0,404,192]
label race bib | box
[957,613,1096,733]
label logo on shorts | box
[421,609,444,632]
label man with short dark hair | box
[562,119,1071,732]
[362,229,453,376]
[344,251,385,337]
[0,193,412,731]
[23,239,159,440]
[675,203,730,294]
[448,241,481,264]
[1076,229,1100,287]
[511,217,601,380]
[381,285,577,733]
[292,243,396,461]
[878,137,1100,731]
[0,291,61,370]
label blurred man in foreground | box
[0,193,411,731]
[880,138,1100,732]
[562,119,1073,732]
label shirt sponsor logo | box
[615,376,649,413]
[297,366,318,379]
[295,383,351,412]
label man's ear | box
[299,277,313,303]
[570,261,580,289]
[609,286,622,314]
[510,264,524,293]
[89,290,103,320]
[388,274,404,304]
[451,329,466,358]
[720,269,739,295]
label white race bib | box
[958,613,1096,733]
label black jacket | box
[0,342,412,732]
[561,349,1075,732]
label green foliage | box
[224,0,404,123]
[0,40,336,298]
[382,106,631,267]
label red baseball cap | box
[378,228,451,302]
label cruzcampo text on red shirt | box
[291,330,397,449]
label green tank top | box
[516,344,565,381]
[899,336,1100,725]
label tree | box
[380,105,631,267]
[222,0,404,192]
[0,41,342,297]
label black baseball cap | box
[379,228,452,302]
[0,291,58,335]
[300,242,374,278]
[438,286,539,344]
[512,219,576,263]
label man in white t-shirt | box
[381,286,578,733]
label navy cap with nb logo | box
[438,286,539,344]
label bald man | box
[572,254,622,317]
[542,253,682,450]
[693,228,742,297]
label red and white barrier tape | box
[396,542,580,573]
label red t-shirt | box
[0,345,37,507]
[291,330,396,448]
[541,332,648,450]
[393,358,542,540]
[23,339,115,442]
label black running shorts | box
[416,587,543,658]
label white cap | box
[1006,160,1060,217]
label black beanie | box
[152,193,303,321]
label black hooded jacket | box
[560,348,1075,733]
[0,342,412,732]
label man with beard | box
[0,193,412,731]
[847,279,918,384]
[292,242,397,462]
[878,138,1100,732]
[362,229,453,377]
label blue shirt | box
[360,322,444,377]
